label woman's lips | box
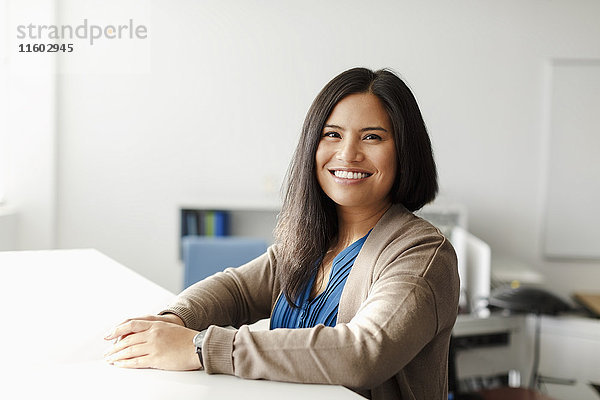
[329,169,373,181]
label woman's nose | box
[336,139,363,163]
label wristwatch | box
[193,329,208,369]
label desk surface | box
[0,249,361,399]
[478,387,556,400]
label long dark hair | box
[274,67,438,306]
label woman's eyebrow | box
[323,124,389,133]
[360,126,388,133]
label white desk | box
[0,249,361,399]
[541,382,600,400]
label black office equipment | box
[488,285,573,389]
[488,286,572,315]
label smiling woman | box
[105,68,459,400]
[316,93,397,213]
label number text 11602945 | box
[18,43,74,53]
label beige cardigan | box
[161,204,460,399]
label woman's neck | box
[335,202,392,248]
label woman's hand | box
[110,313,185,328]
[103,319,201,370]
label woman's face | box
[315,93,397,212]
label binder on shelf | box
[181,209,231,237]
[197,211,205,236]
[181,209,205,237]
[214,210,229,236]
[186,212,198,236]
[204,211,215,236]
[179,208,232,259]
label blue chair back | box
[182,236,268,289]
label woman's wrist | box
[161,312,185,326]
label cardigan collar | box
[337,203,413,324]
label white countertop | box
[0,249,361,399]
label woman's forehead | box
[325,93,391,130]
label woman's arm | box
[202,238,459,389]
[159,246,280,331]
[104,246,280,370]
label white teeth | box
[333,170,369,179]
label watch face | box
[194,331,206,347]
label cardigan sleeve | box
[202,237,459,390]
[159,245,280,331]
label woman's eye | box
[323,131,341,138]
[364,133,382,140]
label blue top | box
[270,231,370,329]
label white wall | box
[8,0,600,295]
[2,0,57,251]
[0,0,9,204]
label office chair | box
[182,236,268,289]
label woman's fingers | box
[104,319,152,340]
[104,331,147,358]
[105,321,201,371]
[113,355,152,369]
[105,342,149,364]
[105,316,146,337]
[118,315,163,326]
[104,314,184,341]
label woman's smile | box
[329,168,373,182]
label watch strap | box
[194,329,208,369]
[196,345,204,367]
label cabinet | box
[453,313,600,399]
